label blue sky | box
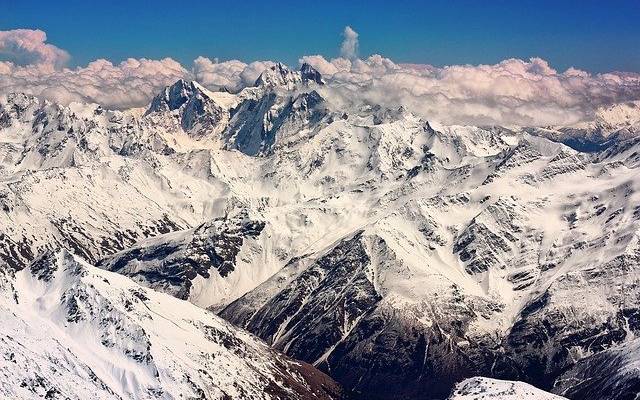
[1,0,639,72]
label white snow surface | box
[0,250,339,400]
[448,377,566,399]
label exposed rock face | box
[145,79,228,137]
[553,339,640,400]
[224,232,381,362]
[254,62,325,88]
[99,211,266,305]
[300,63,325,85]
[254,62,304,88]
[223,89,328,155]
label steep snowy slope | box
[220,132,640,398]
[98,210,269,309]
[99,109,441,309]
[0,250,342,400]
[0,92,196,267]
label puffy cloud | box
[193,57,245,91]
[301,55,640,126]
[0,29,280,110]
[192,57,276,91]
[0,32,281,110]
[0,57,188,109]
[0,62,11,75]
[299,55,339,75]
[0,29,69,70]
[238,61,277,87]
[340,26,359,60]
[1,28,639,126]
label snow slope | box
[220,125,640,398]
[0,250,342,400]
[448,377,566,399]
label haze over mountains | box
[1,26,640,400]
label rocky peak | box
[0,92,42,128]
[254,62,325,89]
[300,62,325,85]
[145,79,217,116]
[143,79,227,136]
[146,79,192,114]
[254,62,302,89]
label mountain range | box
[1,62,639,399]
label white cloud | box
[0,55,278,110]
[1,28,639,126]
[192,57,276,91]
[0,57,188,109]
[298,55,339,75]
[340,26,359,60]
[0,29,69,70]
[301,55,640,126]
[193,57,245,91]
[238,60,277,88]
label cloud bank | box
[192,56,276,91]
[1,28,639,126]
[300,54,640,125]
[0,56,188,109]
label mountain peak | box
[254,62,325,89]
[145,79,216,116]
[141,78,229,137]
[146,79,193,114]
[300,62,324,85]
[594,100,640,128]
[254,62,302,88]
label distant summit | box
[300,62,324,85]
[254,62,324,88]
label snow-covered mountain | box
[0,249,342,399]
[1,62,640,399]
[527,101,640,151]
